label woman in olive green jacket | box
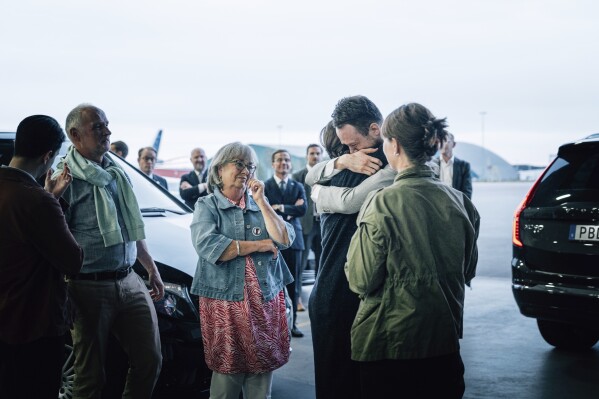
[345,103,480,399]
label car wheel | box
[59,343,75,399]
[537,319,599,350]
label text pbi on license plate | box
[569,225,599,242]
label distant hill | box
[251,141,523,182]
[452,142,519,181]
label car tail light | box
[512,166,550,247]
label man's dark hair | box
[305,144,321,154]
[138,146,157,159]
[14,115,65,158]
[111,140,129,158]
[271,149,290,163]
[331,95,383,136]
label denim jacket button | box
[258,261,262,266]
[246,224,251,229]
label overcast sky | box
[2,0,598,165]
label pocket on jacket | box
[266,258,283,286]
[353,296,382,327]
[198,257,229,291]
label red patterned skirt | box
[199,255,290,374]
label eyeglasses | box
[227,160,256,174]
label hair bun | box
[422,117,448,156]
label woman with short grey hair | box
[206,141,258,193]
[190,142,294,399]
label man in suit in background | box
[435,133,473,199]
[179,147,208,209]
[137,147,168,189]
[292,143,324,312]
[264,149,307,337]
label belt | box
[71,266,133,281]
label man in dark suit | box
[292,144,323,284]
[434,133,473,199]
[137,147,168,190]
[264,149,307,337]
[179,147,209,209]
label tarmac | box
[272,287,316,398]
[270,277,599,399]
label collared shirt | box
[272,175,289,186]
[63,156,137,273]
[195,169,207,194]
[272,175,290,213]
[439,155,454,187]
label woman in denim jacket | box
[190,142,294,399]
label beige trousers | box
[68,272,162,399]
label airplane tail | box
[152,129,163,157]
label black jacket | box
[179,169,209,209]
[151,174,168,190]
[264,177,307,251]
[433,156,473,199]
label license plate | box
[569,225,599,242]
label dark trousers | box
[358,352,465,399]
[0,334,65,399]
[282,248,302,327]
[300,220,322,277]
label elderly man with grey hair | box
[57,103,164,398]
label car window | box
[0,140,14,166]
[530,147,599,206]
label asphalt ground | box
[271,277,599,399]
[269,182,599,399]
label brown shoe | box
[297,301,306,312]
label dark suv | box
[512,134,599,349]
[0,132,211,398]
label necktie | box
[279,180,286,193]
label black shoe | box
[291,326,304,338]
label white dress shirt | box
[439,156,454,187]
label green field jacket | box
[345,165,480,361]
